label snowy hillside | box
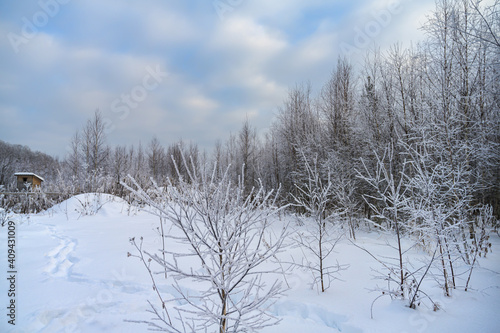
[1,194,499,333]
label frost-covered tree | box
[66,131,82,184]
[290,149,346,293]
[110,145,130,196]
[147,135,167,183]
[125,155,288,333]
[326,151,360,240]
[318,57,356,150]
[273,83,320,198]
[357,146,409,298]
[403,129,495,296]
[356,145,442,312]
[237,118,258,195]
[82,110,108,179]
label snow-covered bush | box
[358,137,496,314]
[74,193,107,217]
[0,207,10,227]
[125,156,288,333]
[402,133,496,297]
[357,146,438,311]
[0,206,22,227]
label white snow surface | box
[1,193,499,333]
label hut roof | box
[14,172,45,182]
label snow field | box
[0,194,499,332]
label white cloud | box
[181,95,218,113]
[144,9,198,44]
[0,0,445,156]
[295,31,338,64]
[211,16,287,60]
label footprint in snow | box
[271,300,363,333]
[44,226,78,279]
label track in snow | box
[43,226,78,279]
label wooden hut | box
[15,172,44,191]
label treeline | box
[1,0,499,219]
[219,0,500,218]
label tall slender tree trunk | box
[443,236,456,289]
[319,221,325,293]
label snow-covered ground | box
[1,194,499,333]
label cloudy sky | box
[0,0,436,158]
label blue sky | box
[0,0,435,158]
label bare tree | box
[357,145,440,312]
[125,156,288,333]
[273,82,320,198]
[290,149,346,293]
[402,129,495,297]
[319,57,356,149]
[66,131,82,182]
[358,146,409,298]
[238,118,257,195]
[111,145,129,196]
[147,136,166,183]
[81,110,109,191]
[453,0,500,48]
[360,49,385,149]
[327,151,360,240]
[167,140,193,183]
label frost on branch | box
[357,145,437,312]
[290,149,348,293]
[124,154,288,333]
